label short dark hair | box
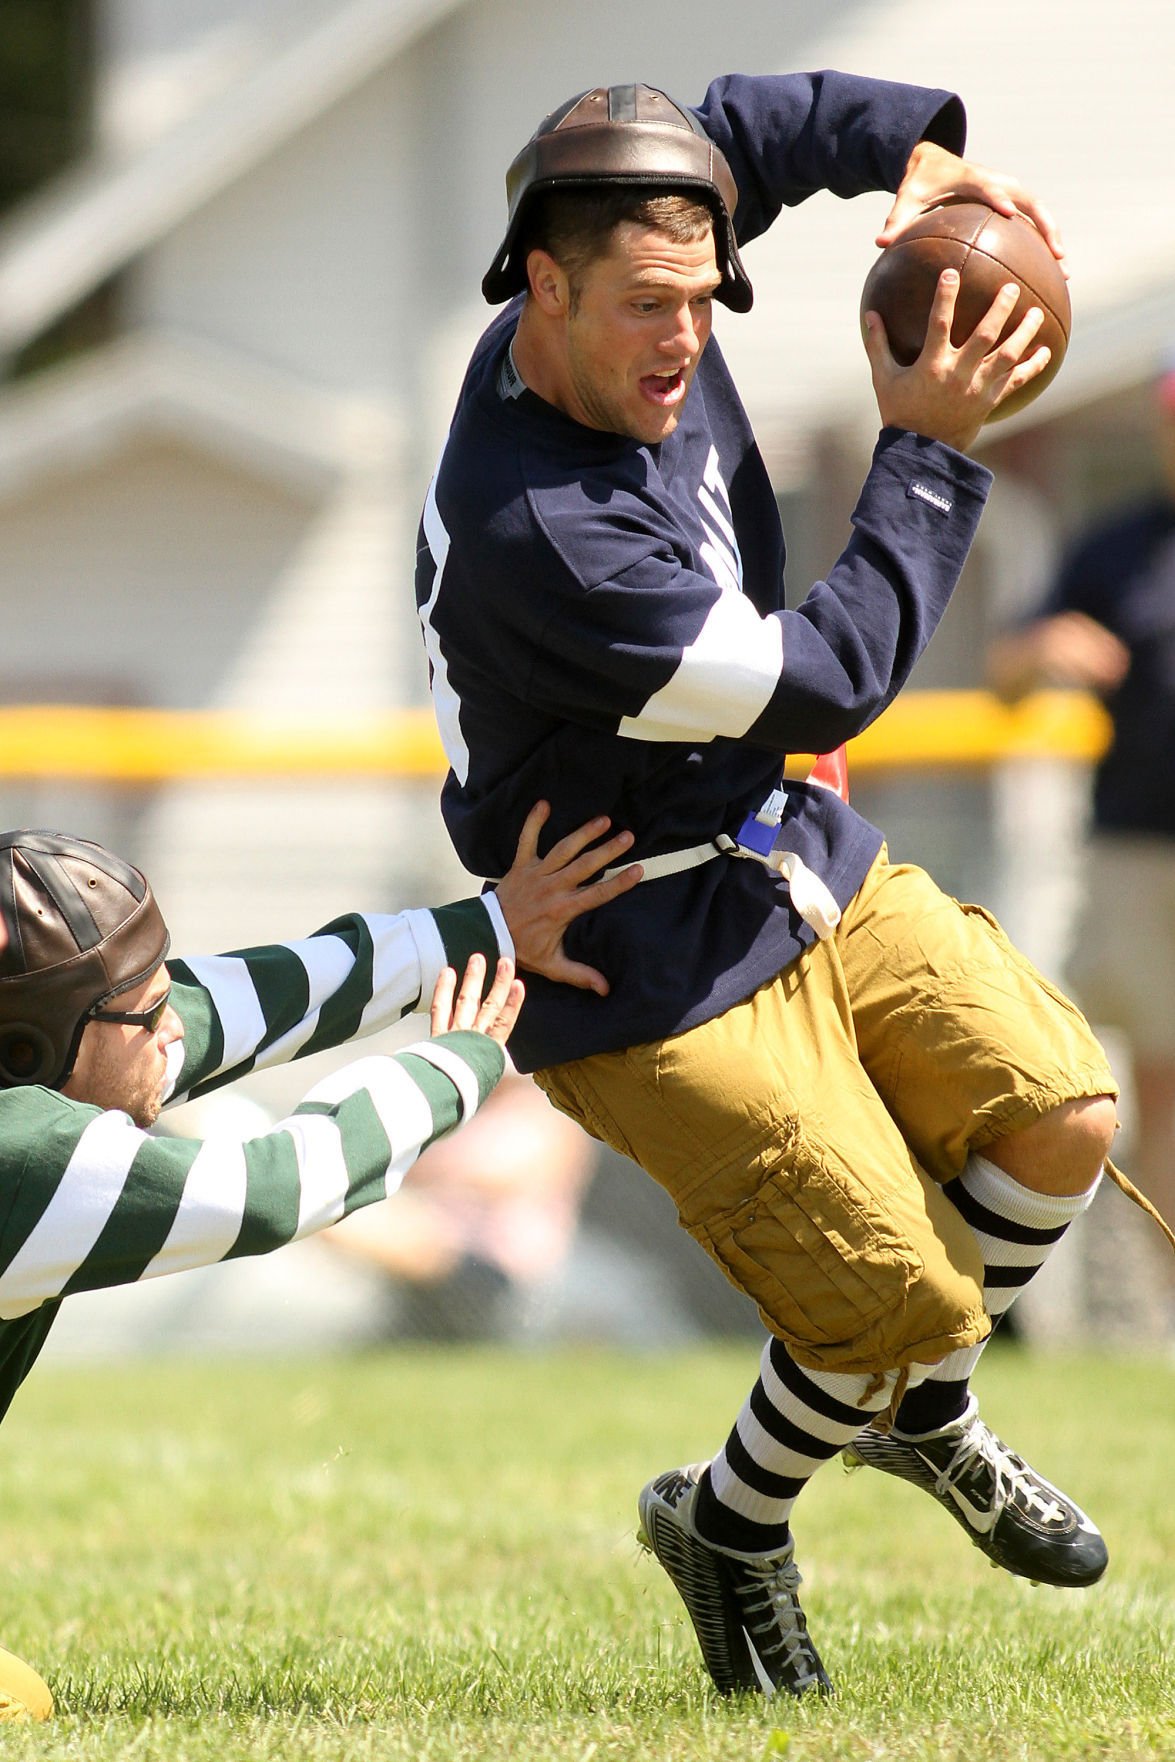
[519,187,714,304]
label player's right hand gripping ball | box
[861,201,1071,422]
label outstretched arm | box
[168,806,641,1099]
[1,952,523,1319]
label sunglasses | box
[88,987,172,1034]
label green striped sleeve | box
[331,1089,394,1219]
[297,917,376,1063]
[229,1128,306,1259]
[393,1050,475,1129]
[168,900,503,1107]
[427,897,502,980]
[409,1029,508,1112]
[0,1028,507,1337]
[61,1132,203,1294]
[166,959,223,1081]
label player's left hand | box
[430,952,524,1046]
[495,800,643,996]
[879,141,1066,273]
[864,268,1050,452]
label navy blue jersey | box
[1040,496,1175,836]
[416,71,993,1071]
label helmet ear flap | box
[0,830,170,1091]
[0,1023,59,1087]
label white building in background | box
[1,0,1174,1070]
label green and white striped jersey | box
[0,892,511,1421]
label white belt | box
[604,833,842,941]
[491,842,723,887]
[603,840,724,883]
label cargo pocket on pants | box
[694,1155,922,1360]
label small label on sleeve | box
[908,481,953,515]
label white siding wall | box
[96,0,277,152]
[0,437,317,707]
[128,60,420,401]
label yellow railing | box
[0,691,1111,781]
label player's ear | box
[525,248,570,316]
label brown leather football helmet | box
[482,83,753,311]
[0,831,170,1089]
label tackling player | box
[0,803,639,1712]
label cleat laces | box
[841,1400,1106,1587]
[933,1417,1068,1533]
[730,1550,824,1695]
[637,1465,833,1696]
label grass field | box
[0,1341,1169,1760]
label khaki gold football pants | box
[536,847,1117,1375]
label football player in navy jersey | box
[415,76,1153,1698]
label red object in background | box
[809,746,849,801]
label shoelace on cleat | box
[930,1419,1068,1532]
[729,1552,822,1691]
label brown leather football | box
[860,201,1071,422]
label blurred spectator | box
[323,1070,596,1340]
[324,1071,764,1346]
[988,361,1175,1325]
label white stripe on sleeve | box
[618,594,784,743]
[289,930,355,1004]
[388,909,441,1023]
[410,1041,480,1122]
[180,953,267,1076]
[0,1109,139,1317]
[253,931,355,1070]
[480,891,513,963]
[298,1053,438,1200]
[367,1059,448,1196]
[142,1137,249,1281]
[287,1113,352,1239]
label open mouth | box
[640,368,687,407]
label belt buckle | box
[728,788,788,870]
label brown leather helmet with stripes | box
[482,83,753,312]
[0,831,170,1089]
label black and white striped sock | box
[691,1157,1100,1551]
[692,1334,899,1554]
[892,1152,1101,1438]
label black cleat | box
[843,1396,1107,1587]
[637,1463,833,1698]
